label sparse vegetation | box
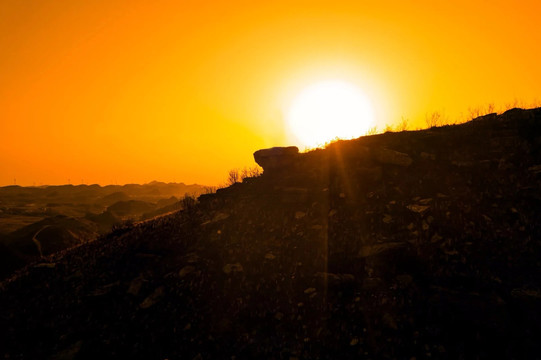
[241,166,262,181]
[180,194,197,211]
[365,125,378,136]
[203,186,217,195]
[425,111,444,128]
[227,169,240,185]
[395,116,409,132]
[225,166,262,186]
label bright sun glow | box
[287,80,375,148]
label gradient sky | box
[1,0,540,186]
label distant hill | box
[0,182,206,279]
[1,108,541,358]
[107,200,156,217]
[4,215,98,258]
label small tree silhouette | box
[227,169,240,185]
[425,111,443,128]
[396,117,409,132]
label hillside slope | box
[1,108,541,359]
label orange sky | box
[1,0,540,186]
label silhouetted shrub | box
[396,117,409,131]
[227,169,240,185]
[425,111,443,128]
[180,194,197,211]
[241,166,261,181]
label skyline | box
[1,0,541,186]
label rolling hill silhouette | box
[1,108,541,358]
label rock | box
[253,146,299,172]
[373,147,412,167]
[420,152,436,160]
[264,253,276,260]
[511,287,541,299]
[223,263,243,274]
[304,287,316,294]
[358,242,406,258]
[314,272,355,286]
[34,262,56,269]
[179,265,196,277]
[294,211,306,219]
[430,233,443,243]
[396,274,413,287]
[407,204,430,214]
[528,165,541,174]
[127,277,143,295]
[50,340,83,360]
[382,313,398,329]
[139,286,165,309]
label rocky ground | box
[1,108,541,359]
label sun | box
[286,80,375,148]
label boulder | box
[253,146,299,172]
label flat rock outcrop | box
[253,146,299,172]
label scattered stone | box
[358,242,406,258]
[304,287,316,295]
[314,272,355,286]
[179,265,196,277]
[407,204,430,214]
[511,287,541,299]
[294,211,306,219]
[34,263,56,269]
[420,152,436,160]
[396,274,413,287]
[383,214,393,224]
[139,286,165,309]
[223,263,243,274]
[264,253,276,260]
[528,164,541,174]
[50,340,83,360]
[127,277,143,296]
[430,233,443,243]
[383,313,398,329]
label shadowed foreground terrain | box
[2,108,541,359]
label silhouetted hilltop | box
[1,108,541,359]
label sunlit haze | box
[1,1,541,186]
